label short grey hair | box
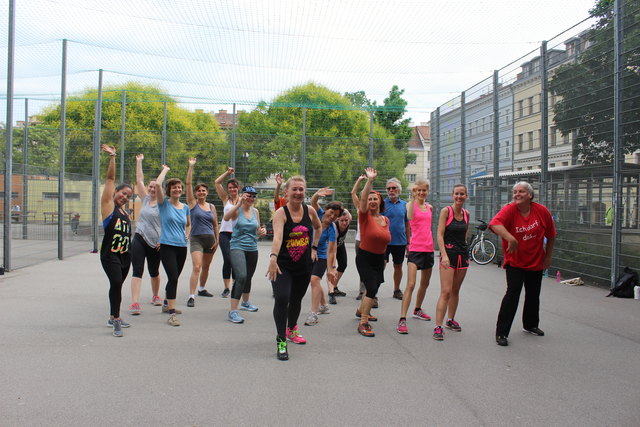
[386,177,402,192]
[513,181,534,200]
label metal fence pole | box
[231,103,236,169]
[119,90,126,183]
[540,41,549,207]
[301,107,306,176]
[369,110,374,167]
[3,0,15,271]
[162,101,167,166]
[460,91,466,186]
[22,98,28,240]
[611,0,625,285]
[58,39,67,259]
[92,69,103,252]
[492,70,500,214]
[434,107,441,210]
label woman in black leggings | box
[267,176,321,361]
[100,145,133,337]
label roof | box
[408,125,430,149]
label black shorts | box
[311,258,328,279]
[441,250,469,270]
[407,251,434,270]
[385,245,406,265]
[336,245,347,273]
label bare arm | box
[490,223,517,253]
[222,194,243,221]
[326,239,338,284]
[266,209,286,280]
[311,187,333,212]
[153,181,165,205]
[359,168,377,213]
[155,164,170,186]
[100,145,116,220]
[309,206,322,262]
[255,208,267,237]
[185,212,191,242]
[186,157,196,207]
[136,153,147,200]
[211,205,220,252]
[214,167,234,204]
[274,173,282,205]
[351,174,365,208]
[437,207,450,267]
[543,236,555,270]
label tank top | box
[101,206,131,258]
[409,201,434,252]
[443,206,469,253]
[135,195,160,247]
[220,199,238,233]
[230,208,258,251]
[190,202,215,236]
[277,205,313,272]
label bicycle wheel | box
[471,239,496,265]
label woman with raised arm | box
[355,168,391,338]
[433,184,470,341]
[396,180,434,335]
[224,185,266,324]
[185,158,219,308]
[128,154,170,315]
[100,144,133,337]
[351,174,367,301]
[153,176,191,327]
[266,176,322,361]
[215,167,241,298]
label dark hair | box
[227,178,240,190]
[324,201,344,217]
[164,178,183,196]
[115,183,133,193]
[452,183,467,194]
[194,183,209,192]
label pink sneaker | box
[129,302,141,315]
[412,309,431,321]
[397,319,409,334]
[151,295,162,306]
[286,325,307,345]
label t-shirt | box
[408,202,433,252]
[158,199,190,247]
[382,198,408,245]
[489,202,556,271]
[274,197,286,210]
[358,210,391,255]
[317,208,337,260]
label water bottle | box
[556,270,561,283]
[634,285,640,300]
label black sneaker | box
[276,337,289,361]
[523,327,545,336]
[393,289,403,300]
[328,293,337,305]
[187,297,195,307]
[198,289,213,297]
[221,288,230,298]
[356,292,363,301]
[496,336,509,346]
[334,288,346,297]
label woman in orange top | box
[355,168,391,337]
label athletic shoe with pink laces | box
[412,308,431,321]
[151,295,162,306]
[446,319,462,331]
[286,325,307,345]
[129,302,141,315]
[396,319,408,334]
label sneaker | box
[151,295,163,306]
[356,291,363,301]
[304,312,318,326]
[277,337,289,361]
[523,327,545,336]
[433,326,444,341]
[355,310,377,322]
[413,309,431,321]
[393,289,403,300]
[197,289,213,297]
[357,322,375,337]
[372,298,379,309]
[221,288,230,298]
[334,288,347,297]
[240,301,258,312]
[106,318,130,328]
[318,304,330,314]
[446,319,461,332]
[496,335,509,346]
[228,310,245,324]
[167,313,180,327]
[112,319,123,337]
[128,303,141,316]
[162,305,182,314]
[187,297,195,308]
[328,293,337,305]
[286,325,306,345]
[397,319,409,334]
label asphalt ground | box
[1,242,639,426]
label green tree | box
[549,0,640,164]
[374,85,413,147]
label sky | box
[1,0,598,125]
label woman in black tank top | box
[99,145,133,338]
[266,176,321,360]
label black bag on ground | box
[606,267,638,298]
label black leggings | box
[356,248,385,299]
[160,244,187,300]
[336,244,347,273]
[229,249,259,299]
[101,253,131,318]
[272,268,312,337]
[131,233,160,278]
[496,266,543,337]
[219,232,234,280]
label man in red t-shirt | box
[489,181,556,347]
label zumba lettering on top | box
[278,205,313,271]
[101,206,131,257]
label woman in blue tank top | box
[223,185,266,323]
[185,158,219,308]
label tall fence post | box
[492,70,500,214]
[58,39,67,259]
[433,107,441,210]
[301,107,306,176]
[611,0,625,285]
[92,69,103,253]
[540,40,549,207]
[162,101,167,166]
[119,90,126,183]
[22,98,28,240]
[460,91,467,186]
[231,103,236,169]
[3,0,15,271]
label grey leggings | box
[229,249,259,300]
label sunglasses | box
[386,186,397,190]
[245,194,257,199]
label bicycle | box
[468,220,497,265]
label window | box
[42,192,81,200]
[533,130,541,149]
[550,162,556,168]
[527,131,534,150]
[504,140,510,158]
[405,174,416,182]
[528,96,534,115]
[562,161,569,167]
[518,100,524,118]
[518,134,524,152]
[409,157,417,165]
[550,126,557,146]
[0,191,19,199]
[505,109,510,126]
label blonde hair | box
[413,179,430,190]
[283,175,306,189]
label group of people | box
[100,149,556,359]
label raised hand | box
[275,173,283,185]
[136,153,144,161]
[227,167,235,175]
[317,187,334,198]
[188,157,196,167]
[101,144,116,156]
[364,167,377,180]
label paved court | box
[1,242,639,426]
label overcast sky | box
[1,0,598,124]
